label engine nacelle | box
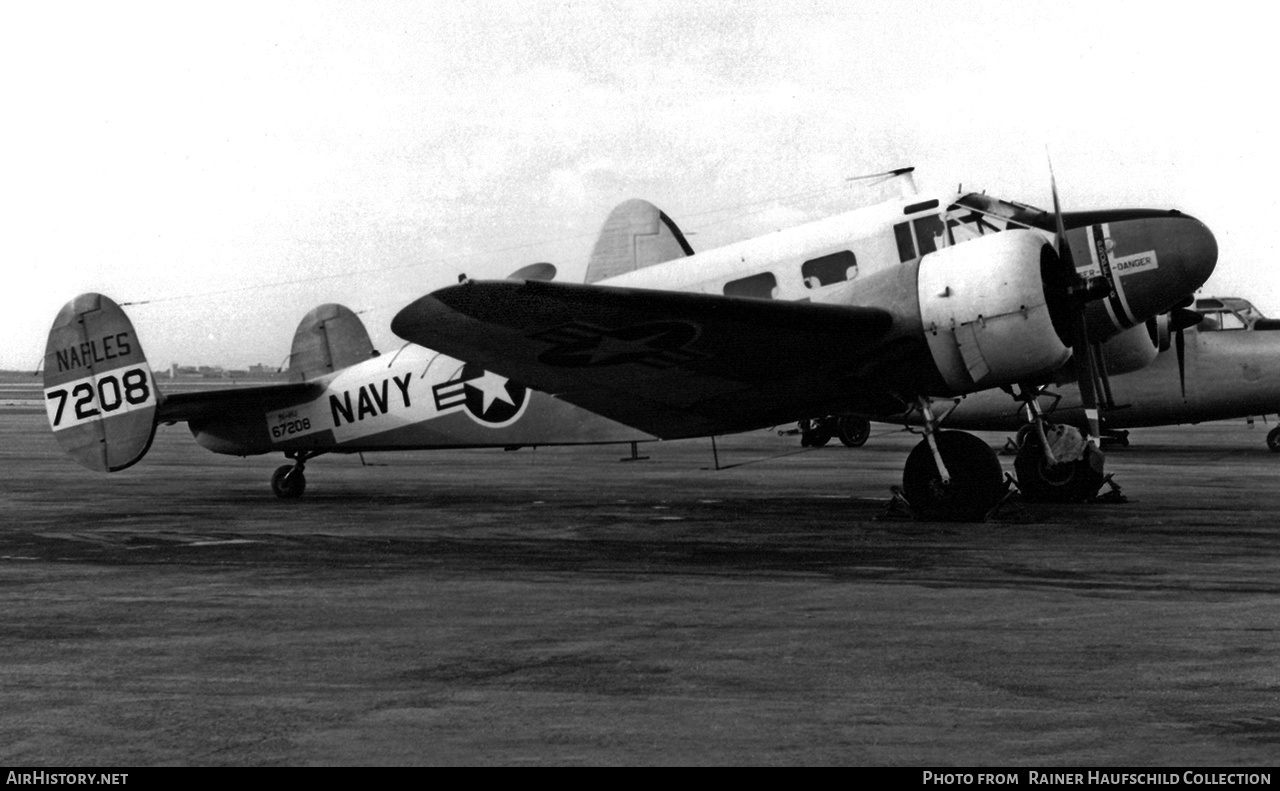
[1051,322,1160,387]
[1103,322,1161,377]
[919,230,1072,393]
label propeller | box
[1048,158,1105,449]
[1170,306,1204,398]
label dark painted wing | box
[392,280,895,438]
[157,382,325,423]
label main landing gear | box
[1267,425,1280,453]
[271,451,321,499]
[1010,387,1107,503]
[899,398,1007,521]
[792,415,872,448]
[1013,423,1106,502]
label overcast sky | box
[2,1,1269,371]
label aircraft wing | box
[157,382,325,423]
[392,280,895,438]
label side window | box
[801,251,858,288]
[894,222,915,263]
[723,272,777,300]
[1219,312,1248,331]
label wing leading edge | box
[392,279,895,438]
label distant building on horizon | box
[166,363,283,380]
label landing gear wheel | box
[1014,429,1105,502]
[836,415,871,448]
[902,430,1006,521]
[271,464,307,499]
[1268,426,1280,453]
[799,418,832,448]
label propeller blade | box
[1049,154,1102,444]
[1170,306,1205,333]
[1048,156,1073,269]
[1166,307,1201,399]
[1176,325,1187,399]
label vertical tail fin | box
[584,199,695,284]
[287,303,377,381]
[43,294,159,472]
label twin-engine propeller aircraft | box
[43,171,1217,519]
[392,171,1218,520]
[891,296,1280,476]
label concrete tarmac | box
[2,410,1279,766]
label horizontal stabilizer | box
[392,279,894,437]
[156,381,326,424]
[43,293,158,472]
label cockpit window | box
[952,193,1046,230]
[1199,311,1248,331]
[945,208,1006,243]
[913,215,946,257]
[894,215,955,262]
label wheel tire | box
[807,429,832,448]
[837,416,871,448]
[1014,429,1105,502]
[271,465,306,499]
[1268,426,1280,453]
[798,418,832,448]
[902,431,1006,522]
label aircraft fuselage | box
[185,344,655,456]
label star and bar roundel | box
[431,363,529,426]
[532,320,705,368]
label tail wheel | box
[1014,427,1105,502]
[271,465,307,499]
[836,416,871,448]
[902,430,1005,521]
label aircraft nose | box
[1078,212,1218,340]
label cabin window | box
[723,272,777,300]
[801,251,857,288]
[894,222,915,263]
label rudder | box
[43,293,159,472]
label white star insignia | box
[467,371,515,413]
